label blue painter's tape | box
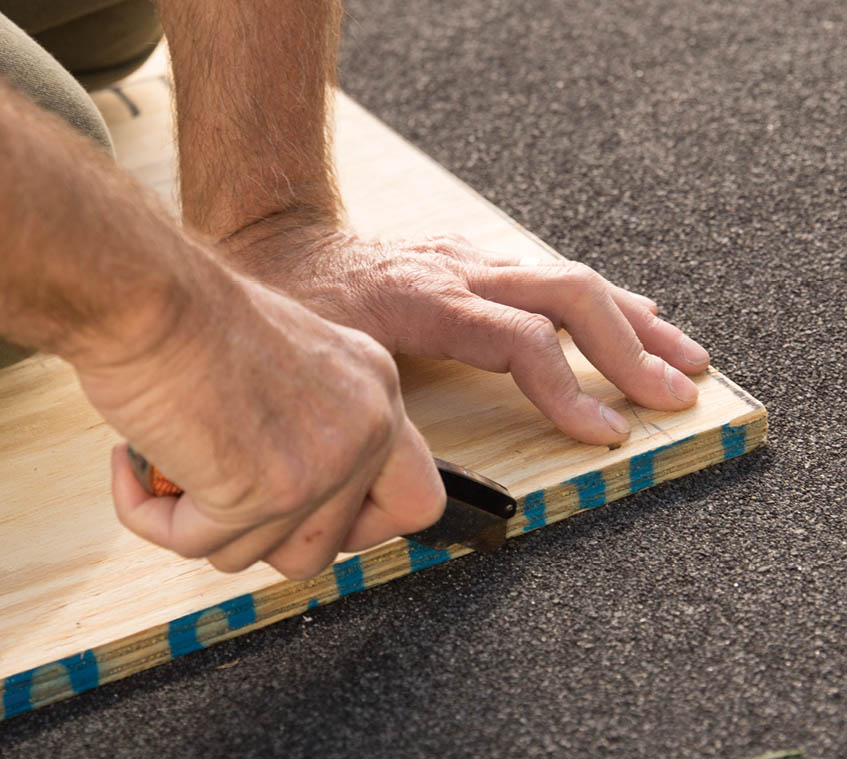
[628,449,657,494]
[570,470,606,510]
[307,598,320,610]
[168,594,258,658]
[332,555,365,598]
[168,610,207,657]
[628,435,698,494]
[219,594,257,630]
[3,669,34,718]
[59,650,99,695]
[407,541,451,571]
[721,423,747,460]
[522,489,547,532]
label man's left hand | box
[225,224,710,446]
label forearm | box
[0,77,229,368]
[158,0,343,241]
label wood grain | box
[0,47,766,719]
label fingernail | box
[600,404,630,435]
[665,362,699,403]
[633,292,658,310]
[678,334,709,367]
[518,256,543,266]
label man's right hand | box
[0,74,443,581]
[80,271,445,579]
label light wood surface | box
[0,47,766,719]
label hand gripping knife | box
[128,449,517,553]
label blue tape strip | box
[571,470,606,509]
[2,650,102,719]
[721,423,747,460]
[408,541,452,571]
[167,611,205,657]
[629,449,657,494]
[628,435,699,494]
[219,595,257,630]
[58,650,99,695]
[2,670,34,719]
[522,489,547,532]
[332,555,365,597]
[168,593,257,658]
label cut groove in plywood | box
[0,49,766,719]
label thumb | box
[111,443,180,549]
[111,443,246,558]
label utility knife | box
[127,449,516,554]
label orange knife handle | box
[127,446,184,497]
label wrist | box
[218,207,344,281]
[63,238,241,374]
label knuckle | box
[417,234,474,265]
[349,348,402,453]
[271,459,336,520]
[633,347,655,373]
[373,341,402,386]
[427,233,467,249]
[231,472,306,523]
[561,259,597,282]
[380,259,430,295]
[432,252,468,275]
[642,310,664,335]
[560,261,608,305]
[350,329,400,385]
[277,478,314,518]
[511,311,559,350]
[366,348,403,410]
[364,398,399,453]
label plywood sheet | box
[0,49,766,719]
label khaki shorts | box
[0,0,162,367]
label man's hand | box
[0,73,443,580]
[158,0,709,447]
[87,275,445,579]
[226,225,710,446]
[154,0,708,445]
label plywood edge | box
[514,412,767,537]
[704,365,768,440]
[0,410,765,720]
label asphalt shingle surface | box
[2,1,846,756]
